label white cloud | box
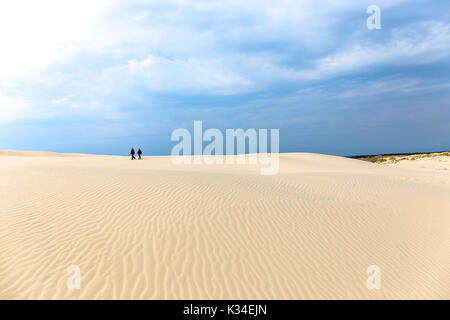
[335,78,421,98]
[336,78,450,99]
[111,54,254,94]
[1,0,440,92]
[300,21,450,80]
[0,95,32,125]
[0,0,449,127]
[51,97,70,104]
[0,0,109,81]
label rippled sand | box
[0,151,448,299]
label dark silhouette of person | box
[137,148,142,160]
[130,148,136,160]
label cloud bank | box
[0,0,449,155]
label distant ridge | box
[348,150,450,159]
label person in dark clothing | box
[137,148,142,160]
[130,148,136,160]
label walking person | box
[137,148,142,160]
[130,148,136,160]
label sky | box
[0,0,449,156]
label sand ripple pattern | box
[0,152,449,299]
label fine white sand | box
[0,150,449,299]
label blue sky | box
[0,0,449,156]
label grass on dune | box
[352,151,450,164]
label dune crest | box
[0,150,95,158]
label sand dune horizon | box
[0,150,448,299]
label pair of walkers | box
[130,148,142,160]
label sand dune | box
[0,151,448,299]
